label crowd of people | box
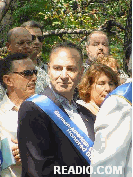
[0,20,131,177]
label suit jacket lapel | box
[76,104,95,142]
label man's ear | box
[78,66,84,84]
[81,66,84,75]
[86,44,89,56]
[6,42,11,52]
[3,75,13,87]
[48,63,50,75]
[79,66,84,81]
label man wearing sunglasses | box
[21,20,43,65]
[21,20,49,94]
[0,53,37,177]
[18,42,95,177]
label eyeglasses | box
[32,35,44,42]
[16,41,32,46]
[13,70,38,77]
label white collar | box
[0,94,16,113]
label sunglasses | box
[13,70,38,77]
[32,35,44,42]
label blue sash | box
[106,82,132,105]
[27,94,94,164]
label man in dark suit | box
[18,42,95,177]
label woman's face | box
[90,72,116,106]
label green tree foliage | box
[10,0,131,66]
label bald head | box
[7,27,33,55]
[7,27,31,42]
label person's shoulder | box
[39,86,53,97]
[35,65,48,76]
[110,82,131,92]
[18,96,50,124]
[107,82,132,105]
[35,66,49,92]
[99,83,132,117]
[0,94,15,112]
[19,99,38,112]
[20,89,55,111]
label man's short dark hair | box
[49,41,83,61]
[0,53,28,88]
[21,20,43,34]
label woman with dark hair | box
[77,63,119,118]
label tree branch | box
[0,20,125,52]
[0,0,13,23]
[43,20,124,38]
[98,20,125,31]
[43,29,91,37]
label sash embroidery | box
[27,94,94,164]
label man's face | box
[86,33,109,61]
[48,48,83,100]
[7,59,37,100]
[8,29,33,55]
[25,27,43,56]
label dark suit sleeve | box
[18,101,66,177]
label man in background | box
[21,20,49,93]
[0,53,37,176]
[6,27,33,56]
[85,30,129,83]
[86,30,109,64]
[21,20,44,66]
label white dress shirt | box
[0,84,6,102]
[0,94,21,177]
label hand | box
[12,145,21,163]
[11,139,21,163]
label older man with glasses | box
[6,27,33,56]
[0,27,33,101]
[0,53,37,177]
